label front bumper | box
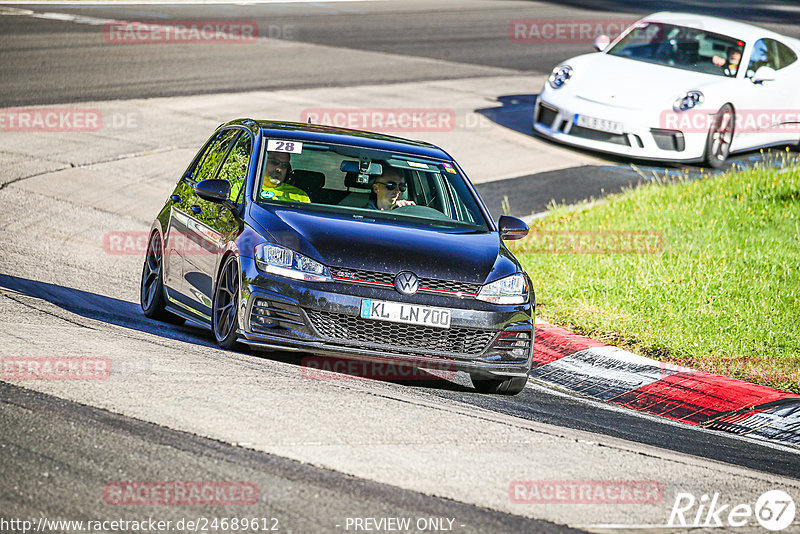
[533,91,710,163]
[236,256,534,379]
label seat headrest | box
[289,169,325,191]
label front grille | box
[333,268,394,286]
[331,268,481,297]
[536,103,559,128]
[306,310,496,355]
[568,125,630,146]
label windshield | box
[607,22,745,77]
[255,138,491,231]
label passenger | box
[367,166,416,211]
[712,48,741,76]
[260,151,310,203]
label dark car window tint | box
[194,129,239,182]
[606,21,744,77]
[256,140,490,230]
[217,131,253,202]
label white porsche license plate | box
[574,114,624,134]
[360,299,451,329]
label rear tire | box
[140,232,185,325]
[472,375,528,395]
[212,255,241,350]
[704,103,735,169]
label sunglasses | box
[377,181,407,192]
[267,158,289,168]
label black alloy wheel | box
[140,232,184,324]
[472,375,528,395]
[212,255,241,349]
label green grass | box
[514,150,800,393]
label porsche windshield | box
[607,22,745,77]
[255,139,491,231]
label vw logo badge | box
[394,271,419,295]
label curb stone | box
[531,321,800,447]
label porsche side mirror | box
[498,215,528,241]
[751,66,777,84]
[593,34,611,52]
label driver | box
[712,48,741,76]
[260,151,310,203]
[367,166,416,211]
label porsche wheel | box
[704,104,734,169]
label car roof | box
[234,120,453,161]
[642,11,792,45]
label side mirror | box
[751,66,777,84]
[593,34,611,52]
[498,215,528,241]
[195,178,231,203]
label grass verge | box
[513,151,800,393]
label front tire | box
[140,232,184,324]
[704,103,735,169]
[472,375,528,395]
[212,255,241,349]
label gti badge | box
[394,271,419,295]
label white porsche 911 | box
[533,12,800,167]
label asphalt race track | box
[2,1,800,532]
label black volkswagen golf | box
[141,119,534,394]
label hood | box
[561,53,726,110]
[249,203,518,284]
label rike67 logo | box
[669,490,796,531]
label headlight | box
[254,243,332,282]
[476,273,528,305]
[673,90,704,112]
[548,65,573,89]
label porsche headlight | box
[673,90,704,112]
[476,273,528,305]
[254,243,332,282]
[548,65,573,89]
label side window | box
[775,40,798,69]
[217,131,253,202]
[746,39,787,77]
[184,131,220,183]
[193,129,239,182]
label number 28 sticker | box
[267,139,303,154]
